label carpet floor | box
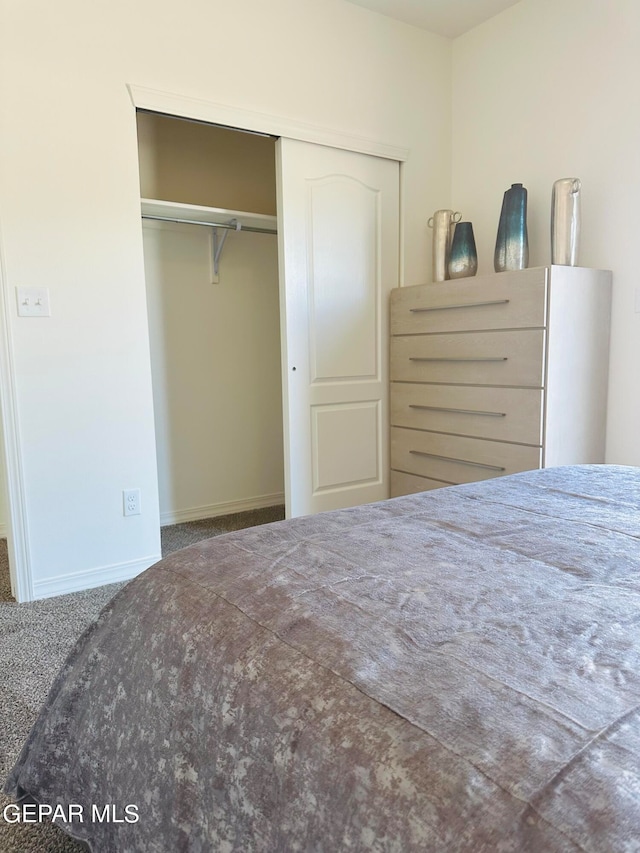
[0,505,284,852]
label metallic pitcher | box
[428,209,461,282]
[551,178,581,266]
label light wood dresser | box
[390,266,612,496]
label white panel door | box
[276,138,399,517]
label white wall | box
[0,0,451,598]
[452,0,640,465]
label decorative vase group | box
[494,183,529,272]
[428,176,581,282]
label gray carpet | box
[0,505,284,852]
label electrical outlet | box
[123,488,141,517]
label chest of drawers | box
[390,266,612,496]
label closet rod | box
[141,213,277,235]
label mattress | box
[5,465,640,851]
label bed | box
[5,464,640,851]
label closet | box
[137,110,401,522]
[137,112,284,526]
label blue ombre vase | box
[448,221,478,279]
[494,183,529,272]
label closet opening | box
[136,111,285,546]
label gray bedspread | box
[5,465,640,851]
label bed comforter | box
[5,465,640,851]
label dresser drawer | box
[391,329,545,387]
[390,384,543,444]
[390,268,547,335]
[391,427,541,485]
[390,470,448,497]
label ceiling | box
[344,0,522,38]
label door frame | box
[128,86,409,163]
[1,85,409,601]
[0,220,33,601]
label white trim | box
[398,160,406,287]
[128,84,410,163]
[0,214,34,602]
[160,493,285,527]
[32,553,161,600]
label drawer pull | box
[409,404,506,418]
[409,299,510,314]
[409,450,506,472]
[409,356,508,363]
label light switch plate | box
[16,286,51,317]
[635,287,640,314]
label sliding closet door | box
[276,138,399,517]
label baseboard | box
[0,524,7,538]
[32,553,162,601]
[160,492,285,527]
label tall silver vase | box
[428,209,461,282]
[551,178,581,265]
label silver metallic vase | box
[494,183,529,272]
[551,178,581,266]
[428,209,461,282]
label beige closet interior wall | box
[139,115,283,523]
[137,113,277,213]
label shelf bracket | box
[212,219,241,278]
